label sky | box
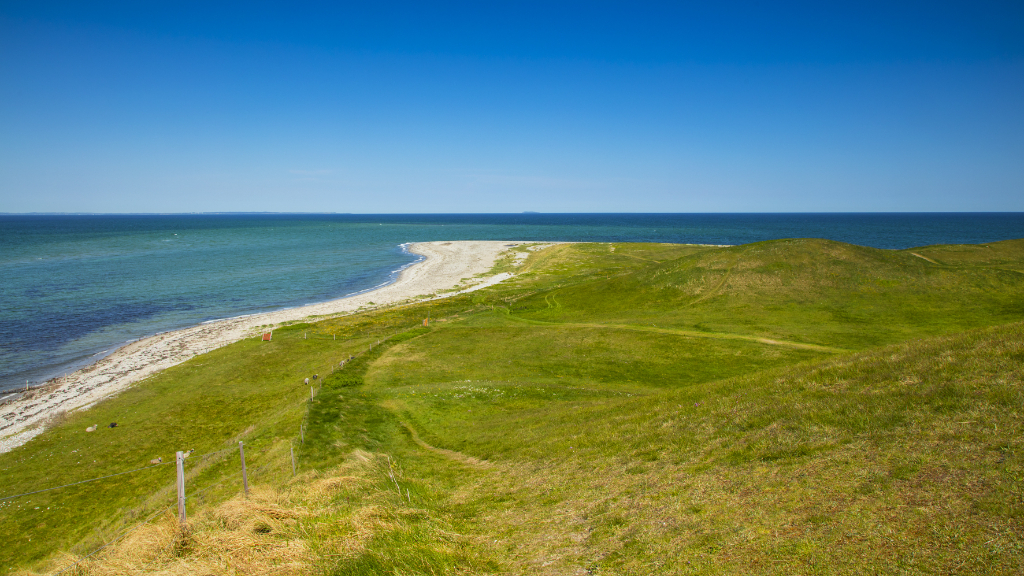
[1,1,1022,213]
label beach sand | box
[0,240,544,454]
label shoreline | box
[0,240,542,454]
[3,243,427,393]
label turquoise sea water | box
[2,213,1022,392]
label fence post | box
[176,451,186,528]
[291,443,296,476]
[311,386,315,401]
[239,441,249,497]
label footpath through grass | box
[375,322,1023,574]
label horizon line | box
[3,211,1024,216]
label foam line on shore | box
[168,245,423,329]
[0,240,547,454]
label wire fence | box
[0,443,250,504]
[3,441,262,575]
[0,461,175,502]
[5,319,436,574]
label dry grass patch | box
[21,452,424,576]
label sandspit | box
[0,240,548,453]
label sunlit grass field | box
[2,239,1022,574]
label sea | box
[2,213,1023,393]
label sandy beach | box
[0,240,544,454]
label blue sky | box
[1,1,1022,213]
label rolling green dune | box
[508,239,1024,350]
[366,321,1023,573]
[3,239,1022,575]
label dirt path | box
[910,252,940,264]
[506,316,847,353]
[400,421,491,468]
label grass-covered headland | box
[2,238,1022,575]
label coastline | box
[0,240,541,454]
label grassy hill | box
[369,321,1023,574]
[2,239,1022,575]
[508,238,1024,349]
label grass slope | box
[0,324,376,570]
[509,238,1024,349]
[2,239,1022,574]
[379,322,1023,574]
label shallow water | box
[1,212,1022,391]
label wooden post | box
[239,441,249,497]
[300,425,304,444]
[290,443,296,476]
[176,451,186,527]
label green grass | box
[0,323,365,570]
[2,238,1023,574]
[414,322,1022,574]
[366,322,828,392]
[507,238,1024,349]
[333,321,1022,574]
